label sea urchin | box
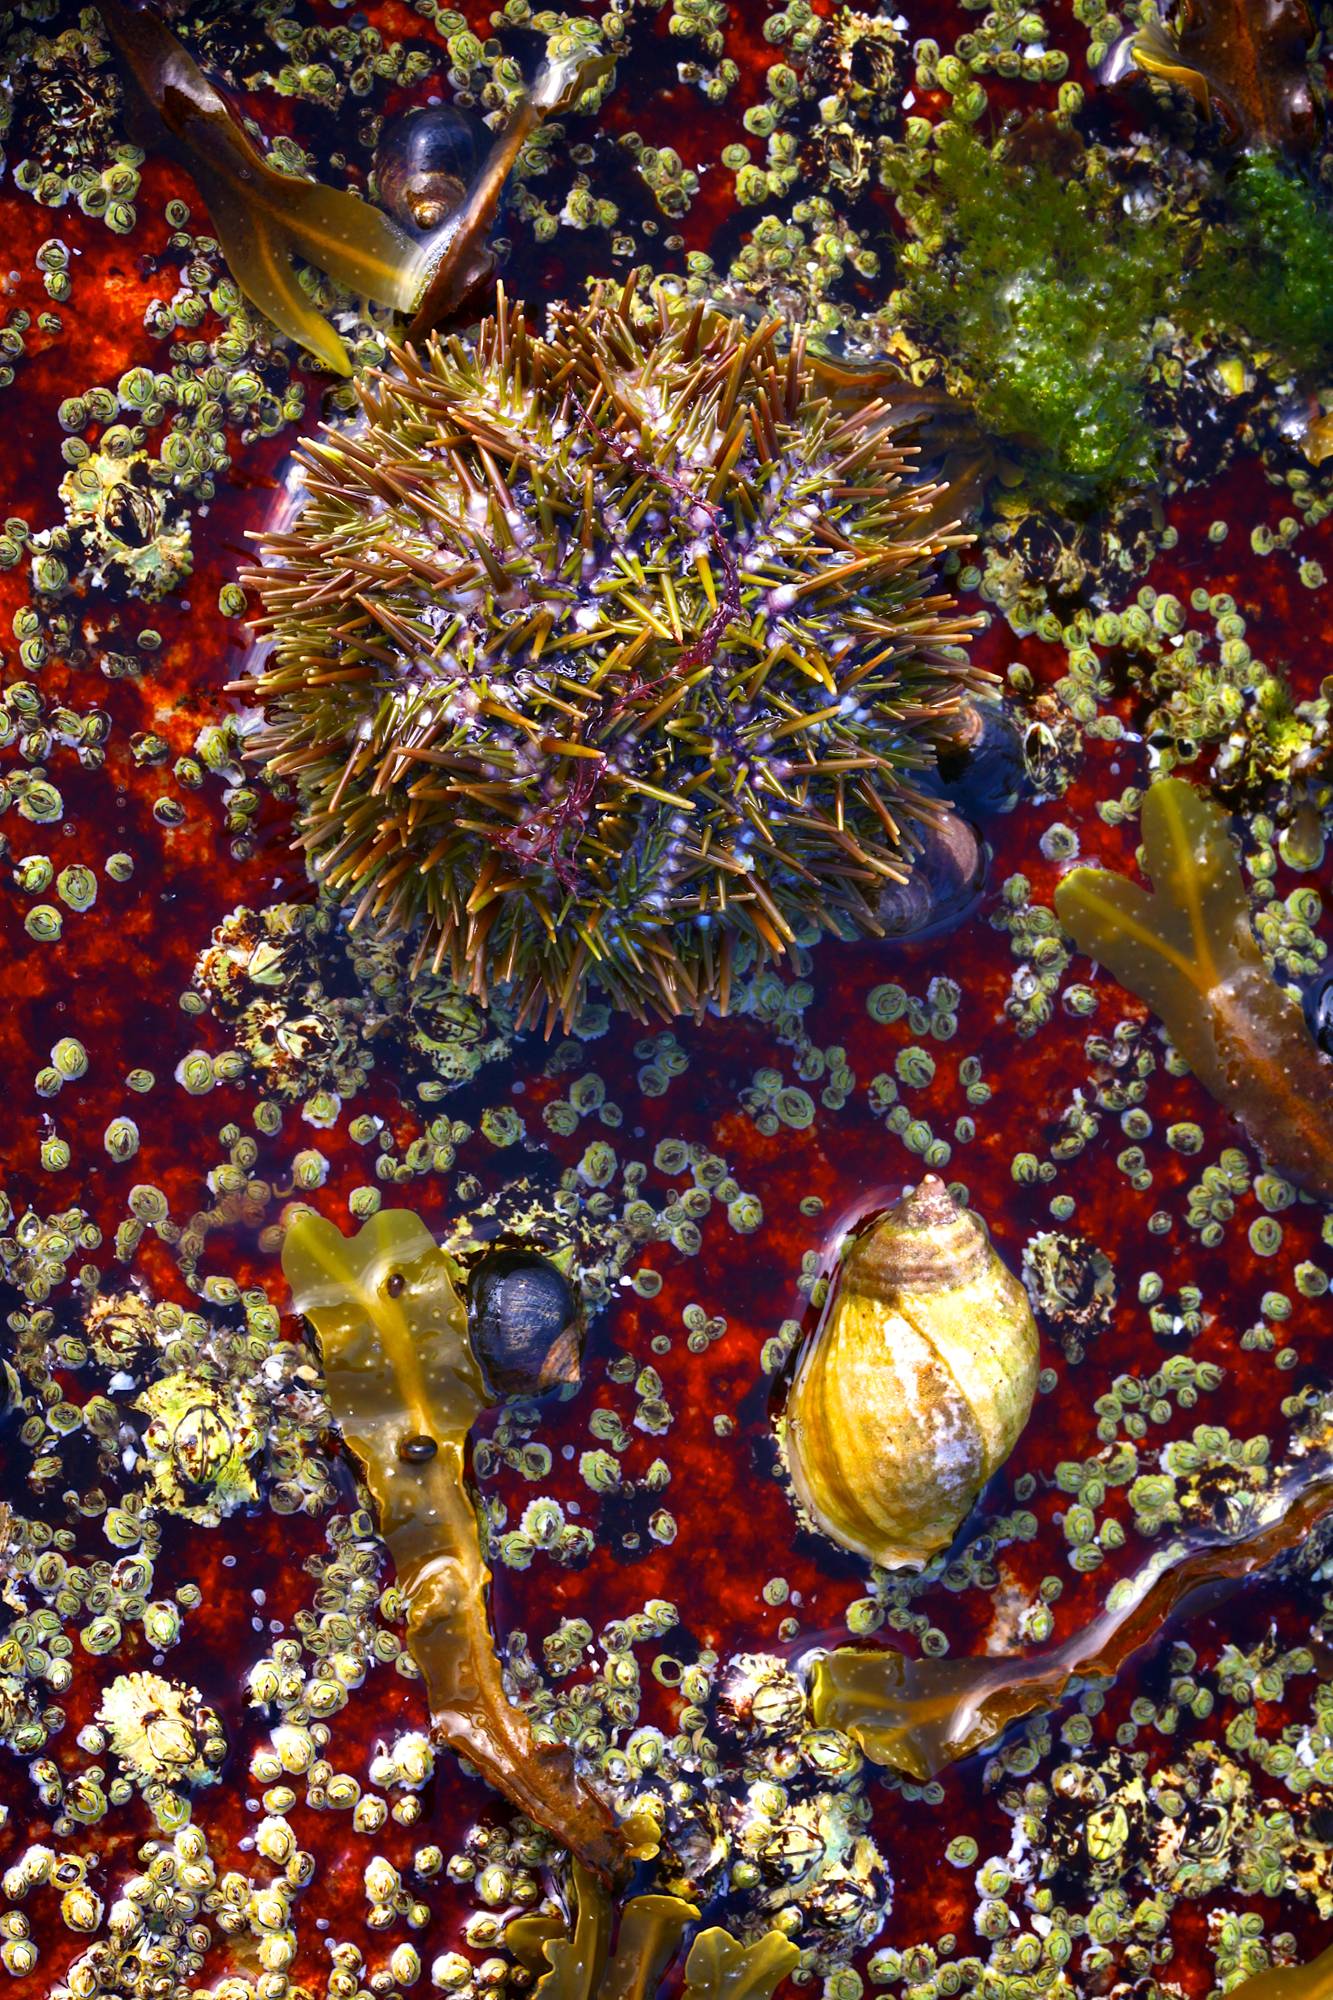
[237,284,988,1029]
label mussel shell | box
[877,811,985,940]
[374,103,490,235]
[933,698,1029,817]
[469,1248,583,1399]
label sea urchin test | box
[780,1176,1039,1570]
[238,288,988,1028]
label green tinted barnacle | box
[868,984,909,1024]
[18,780,63,825]
[1040,823,1080,862]
[175,1052,215,1095]
[126,1069,154,1092]
[52,1037,88,1079]
[25,905,62,943]
[103,1119,140,1163]
[254,1101,282,1136]
[896,1047,937,1089]
[1254,1173,1296,1212]
[41,1136,71,1172]
[480,1106,521,1147]
[1166,1123,1204,1153]
[578,1140,616,1187]
[56,866,97,912]
[728,1194,763,1233]
[1249,1218,1283,1256]
[14,854,54,894]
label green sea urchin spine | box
[236,283,990,1028]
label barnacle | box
[281,1207,629,1881]
[1055,778,1333,1198]
[1020,1228,1117,1362]
[96,1672,227,1788]
[97,0,613,374]
[134,1375,265,1524]
[54,448,193,601]
[239,290,984,1028]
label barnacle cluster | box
[240,288,984,1027]
[193,899,513,1109]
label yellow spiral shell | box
[783,1176,1039,1570]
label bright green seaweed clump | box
[1189,154,1333,371]
[887,127,1183,495]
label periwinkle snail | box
[876,811,985,940]
[468,1247,584,1399]
[930,696,1029,818]
[374,104,491,235]
[780,1177,1039,1569]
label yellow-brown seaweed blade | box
[812,1473,1333,1779]
[681,1929,801,2000]
[282,1210,629,1882]
[601,1897,701,2000]
[252,178,421,314]
[1129,4,1215,116]
[1232,1941,1333,2000]
[533,1863,612,2000]
[202,178,356,379]
[99,0,420,369]
[1055,779,1333,1196]
[809,1645,1069,1781]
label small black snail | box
[931,696,1029,818]
[876,811,986,941]
[468,1248,584,1400]
[374,103,491,235]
